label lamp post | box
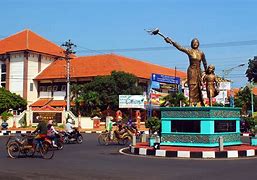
[221,63,245,106]
[248,81,255,117]
[245,82,255,117]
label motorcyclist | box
[47,119,58,147]
[113,116,127,139]
[107,117,116,140]
[32,115,47,142]
[65,118,75,138]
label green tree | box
[246,57,257,83]
[234,86,257,115]
[161,92,188,107]
[71,71,143,116]
[0,88,27,114]
[146,116,161,135]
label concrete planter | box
[1,122,8,130]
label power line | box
[75,39,257,53]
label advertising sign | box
[119,95,146,108]
[151,73,180,85]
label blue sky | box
[1,0,257,88]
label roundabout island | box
[127,107,257,159]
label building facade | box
[0,29,187,110]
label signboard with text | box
[151,73,180,85]
[119,95,146,108]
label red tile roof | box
[30,99,74,108]
[0,29,66,57]
[254,87,257,96]
[32,105,63,112]
[30,98,52,107]
[35,54,187,80]
[48,100,67,107]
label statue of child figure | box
[203,64,220,106]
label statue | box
[203,65,220,106]
[147,28,207,106]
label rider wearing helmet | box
[65,118,75,137]
[47,119,58,147]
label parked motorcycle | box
[62,128,83,144]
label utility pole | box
[221,63,245,106]
[249,81,255,117]
[61,40,76,112]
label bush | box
[242,116,257,134]
[18,114,27,128]
[146,116,160,135]
[1,111,13,122]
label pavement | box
[1,134,257,180]
[129,139,257,159]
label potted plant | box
[145,116,161,147]
[1,111,13,130]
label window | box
[47,86,52,92]
[30,83,33,91]
[39,86,47,92]
[61,85,66,91]
[1,74,6,82]
[1,83,5,88]
[215,120,236,133]
[0,64,6,88]
[53,85,58,91]
[171,120,200,133]
[1,64,6,73]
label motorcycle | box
[98,126,132,146]
[62,128,83,144]
[126,122,141,138]
[54,133,64,150]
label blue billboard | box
[151,73,180,85]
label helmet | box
[67,118,72,123]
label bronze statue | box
[203,65,219,106]
[165,38,207,106]
[147,28,207,106]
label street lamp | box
[247,82,255,117]
[221,63,245,106]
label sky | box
[1,0,257,88]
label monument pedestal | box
[160,107,241,147]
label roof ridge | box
[26,30,66,53]
[108,53,186,74]
[0,29,28,41]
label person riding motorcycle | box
[65,118,75,138]
[110,116,127,140]
[47,119,59,147]
[32,115,47,142]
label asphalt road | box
[0,134,257,180]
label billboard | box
[119,95,146,108]
[151,73,180,85]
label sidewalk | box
[0,126,149,136]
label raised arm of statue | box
[164,37,190,54]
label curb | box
[129,146,257,159]
[0,130,148,136]
[0,130,32,136]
